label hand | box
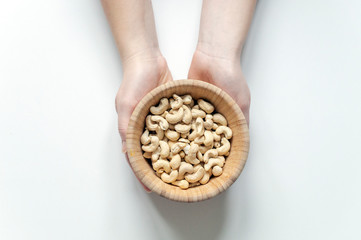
[188,49,250,124]
[101,0,174,191]
[189,0,256,125]
[116,52,172,191]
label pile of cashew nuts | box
[141,94,232,189]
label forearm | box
[101,0,160,63]
[197,0,257,60]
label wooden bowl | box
[126,79,249,202]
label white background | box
[1,0,361,239]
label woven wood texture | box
[126,79,249,202]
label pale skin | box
[101,0,256,191]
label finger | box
[118,114,128,143]
[237,101,250,127]
[117,100,151,192]
[117,108,131,152]
[159,66,173,84]
[116,100,133,142]
[239,95,250,127]
[243,108,250,127]
[125,152,151,193]
[122,140,126,153]
[187,69,201,81]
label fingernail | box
[122,140,126,153]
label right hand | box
[188,48,251,125]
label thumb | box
[117,103,151,193]
[116,101,132,153]
[242,108,250,127]
[118,114,130,153]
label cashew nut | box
[155,127,164,139]
[171,142,187,154]
[161,170,178,183]
[167,141,177,149]
[150,98,169,115]
[188,129,198,141]
[185,143,200,165]
[199,144,213,154]
[151,147,161,162]
[213,113,227,126]
[141,129,151,145]
[170,94,183,109]
[182,105,192,124]
[153,159,171,173]
[193,164,202,172]
[198,99,214,114]
[179,151,185,158]
[191,109,206,118]
[188,100,195,108]
[165,129,180,141]
[192,105,199,110]
[172,180,189,190]
[159,140,170,158]
[212,123,218,130]
[203,149,218,163]
[181,94,192,104]
[151,116,169,130]
[177,162,194,180]
[215,126,232,139]
[204,114,213,130]
[194,117,204,137]
[175,124,191,134]
[178,138,190,144]
[161,110,168,118]
[194,136,205,145]
[212,131,221,141]
[146,115,158,131]
[142,136,159,152]
[170,154,181,169]
[185,167,205,183]
[203,130,214,146]
[183,144,190,154]
[165,107,184,124]
[212,165,223,176]
[217,138,230,155]
[204,156,225,171]
[200,171,211,185]
[197,151,203,162]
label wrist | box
[122,46,162,69]
[122,51,169,84]
[195,41,242,63]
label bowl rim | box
[126,79,249,202]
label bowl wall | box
[126,80,249,202]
